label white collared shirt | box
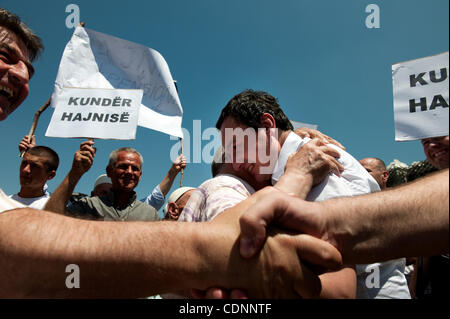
[271,132,380,201]
[272,132,410,298]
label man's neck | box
[278,129,292,148]
[112,189,135,208]
[18,187,45,198]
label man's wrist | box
[276,171,314,199]
[68,168,85,182]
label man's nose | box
[22,164,31,174]
[125,165,133,173]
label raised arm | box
[44,140,96,214]
[158,154,186,197]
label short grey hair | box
[108,147,144,168]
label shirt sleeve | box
[67,197,98,220]
[142,185,165,211]
[0,189,25,213]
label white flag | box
[51,26,184,138]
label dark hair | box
[0,8,44,62]
[216,89,294,131]
[26,146,59,172]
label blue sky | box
[1,0,448,208]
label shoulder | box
[330,145,381,194]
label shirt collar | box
[104,190,137,208]
[271,132,311,185]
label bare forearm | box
[159,168,178,197]
[324,169,449,264]
[276,173,313,199]
[44,170,82,214]
[0,208,223,298]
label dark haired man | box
[217,89,388,298]
[216,89,380,200]
[9,136,59,209]
[0,8,42,121]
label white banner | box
[51,26,184,138]
[290,120,318,131]
[392,51,449,141]
[46,88,142,140]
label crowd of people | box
[0,8,448,299]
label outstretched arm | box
[0,200,342,298]
[44,140,96,214]
[239,169,449,264]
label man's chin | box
[119,184,136,192]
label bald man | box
[359,157,389,190]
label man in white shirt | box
[357,157,411,299]
[10,138,59,210]
[215,89,395,298]
[216,89,380,201]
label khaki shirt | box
[67,191,160,222]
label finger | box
[230,289,248,299]
[320,145,341,159]
[76,154,94,167]
[205,287,228,299]
[323,154,344,177]
[293,262,322,298]
[239,193,289,258]
[80,140,95,150]
[79,145,96,157]
[190,288,205,299]
[239,208,273,258]
[322,136,345,150]
[78,150,94,161]
[294,128,310,139]
[293,234,342,271]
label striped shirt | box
[178,174,255,222]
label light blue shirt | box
[141,185,165,217]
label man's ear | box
[47,170,56,181]
[167,202,178,219]
[382,171,389,183]
[260,113,276,129]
